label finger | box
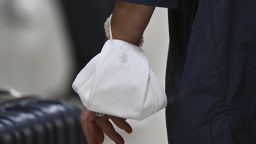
[109,116,132,133]
[96,117,124,144]
[95,123,104,144]
[80,110,97,144]
[80,117,97,144]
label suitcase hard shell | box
[0,96,85,144]
[0,122,14,144]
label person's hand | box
[80,109,132,144]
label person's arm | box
[111,1,155,45]
[80,2,155,144]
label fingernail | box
[126,130,132,134]
[125,128,132,134]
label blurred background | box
[0,0,169,143]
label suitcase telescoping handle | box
[0,88,22,102]
[0,88,22,97]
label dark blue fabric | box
[120,0,178,9]
[166,0,256,144]
[122,0,256,143]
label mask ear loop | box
[105,14,144,47]
[104,15,113,40]
[109,15,113,39]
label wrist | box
[110,1,155,45]
[111,27,142,46]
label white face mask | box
[72,39,167,121]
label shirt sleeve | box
[120,0,179,9]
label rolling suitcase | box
[0,96,85,144]
[31,100,83,144]
[0,120,16,144]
